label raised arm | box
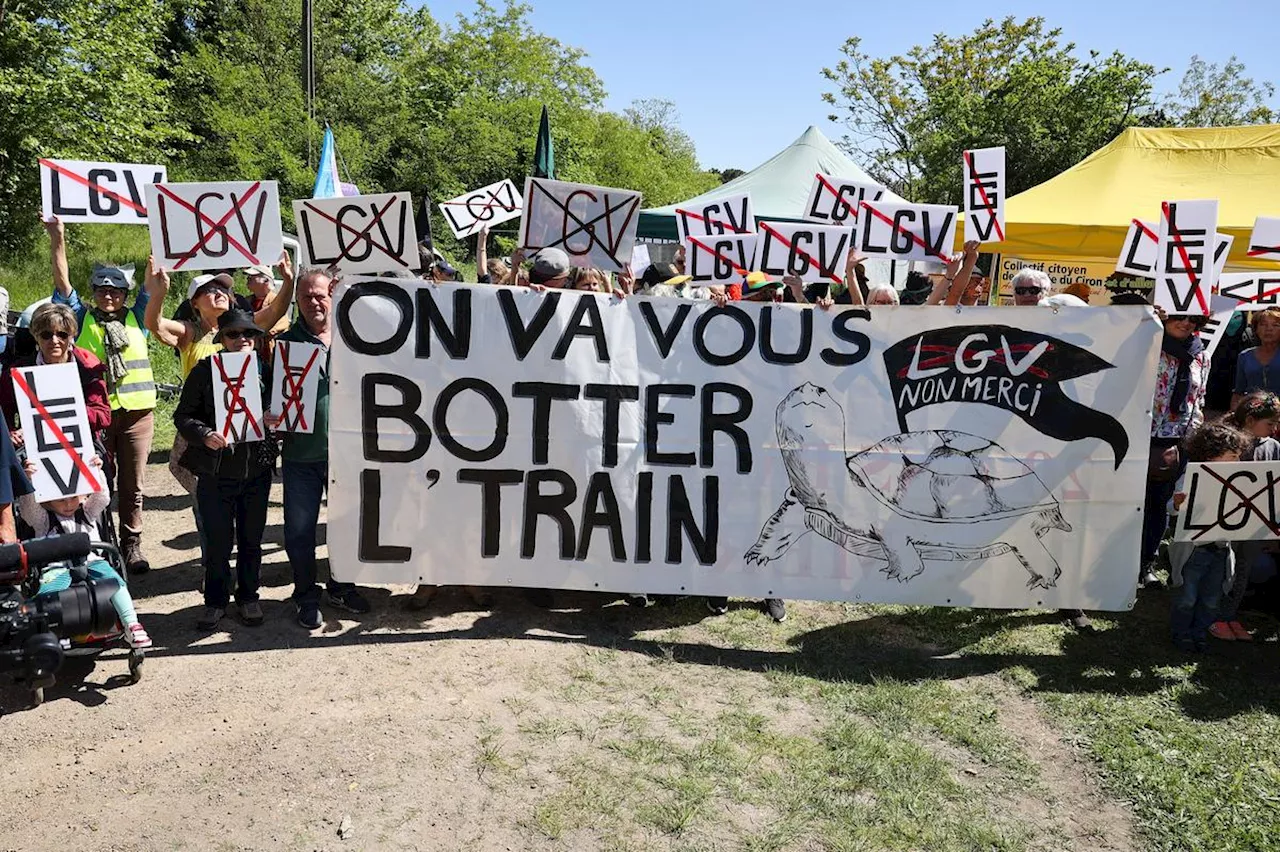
[943,241,981,307]
[476,226,489,282]
[44,217,72,298]
[143,256,191,349]
[844,250,865,306]
[254,251,294,330]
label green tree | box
[1160,55,1275,127]
[821,17,1161,204]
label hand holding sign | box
[11,363,101,502]
[439,179,523,240]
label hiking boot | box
[1229,621,1253,641]
[407,584,437,611]
[123,542,150,575]
[465,586,494,608]
[240,601,264,626]
[296,600,322,630]
[328,588,371,614]
[705,597,729,615]
[125,623,153,649]
[197,607,225,631]
[1209,621,1236,641]
[765,598,787,623]
[1062,609,1094,632]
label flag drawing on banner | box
[853,200,957,263]
[327,281,1160,611]
[963,147,1005,243]
[520,177,642,272]
[1172,462,1280,542]
[212,351,264,444]
[755,221,849,285]
[1248,216,1280,261]
[269,341,324,434]
[145,180,284,272]
[39,159,166,225]
[674,192,755,243]
[685,234,759,286]
[1154,199,1218,316]
[294,191,418,274]
[438,179,523,240]
[10,362,102,502]
[312,126,358,199]
[801,174,884,227]
[1118,218,1232,281]
[1216,272,1280,310]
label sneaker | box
[705,596,729,615]
[765,598,787,623]
[407,584,437,611]
[296,600,322,630]
[126,623,153,649]
[240,601,264,626]
[197,607,225,631]
[465,586,494,608]
[1229,621,1253,642]
[627,594,651,608]
[1209,621,1236,641]
[328,588,371,614]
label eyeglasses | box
[196,286,230,299]
[222,330,258,341]
[39,331,71,342]
[1014,287,1044,296]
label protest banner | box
[269,341,324,434]
[145,180,283,272]
[994,256,1117,305]
[294,192,418,274]
[438,179,523,240]
[1117,218,1232,281]
[10,363,101,502]
[39,159,166,225]
[1154,200,1218,315]
[211,352,264,444]
[328,280,1161,611]
[852,201,957,263]
[520,177,642,273]
[685,234,759,286]
[963,147,1005,243]
[755,222,849,285]
[1173,462,1280,542]
[1216,272,1280,309]
[1248,216,1280,261]
[801,175,884,227]
[674,192,754,243]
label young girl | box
[17,457,152,649]
[1211,392,1280,641]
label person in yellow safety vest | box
[45,216,157,574]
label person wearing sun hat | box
[244,263,290,357]
[174,307,275,631]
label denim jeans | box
[1171,545,1228,643]
[197,469,272,608]
[283,459,350,605]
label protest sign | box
[294,192,418,274]
[39,159,166,225]
[211,352,264,444]
[674,192,754,243]
[1248,216,1280,261]
[685,234,759,286]
[1173,462,1280,542]
[853,201,957,263]
[755,222,849,285]
[802,175,884,227]
[520,177,642,273]
[1196,295,1242,362]
[1216,272,1280,309]
[994,257,1117,305]
[1154,200,1218,315]
[328,281,1161,611]
[438,179,523,240]
[1117,218,1232,281]
[963,147,1005,243]
[10,363,101,502]
[269,341,324,434]
[145,180,283,272]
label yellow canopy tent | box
[967,124,1280,267]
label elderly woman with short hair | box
[1010,269,1052,306]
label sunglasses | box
[221,329,260,341]
[196,286,230,299]
[1014,287,1043,296]
[39,330,71,342]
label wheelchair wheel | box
[128,649,144,684]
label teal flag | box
[533,105,554,180]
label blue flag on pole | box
[313,126,357,198]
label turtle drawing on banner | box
[745,383,1072,588]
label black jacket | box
[173,355,274,481]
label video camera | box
[0,533,120,688]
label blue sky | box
[421,0,1278,171]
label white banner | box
[1173,462,1280,542]
[674,192,754,242]
[294,192,418,274]
[756,221,849,285]
[520,177,642,273]
[1217,272,1280,309]
[269,341,324,434]
[1248,216,1280,262]
[853,201,957,263]
[11,363,102,502]
[39,158,166,225]
[802,174,884,227]
[963,147,1005,244]
[685,234,759,286]
[328,281,1162,611]
[438,179,523,240]
[1154,200,1218,315]
[145,180,283,272]
[211,352,264,444]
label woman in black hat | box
[173,308,275,631]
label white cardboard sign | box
[1216,272,1280,309]
[963,147,1005,244]
[853,200,957,263]
[1248,216,1280,262]
[674,192,755,242]
[802,174,884,227]
[294,192,418,274]
[520,177,642,273]
[146,180,283,272]
[268,341,325,434]
[1197,295,1243,362]
[438,179,523,240]
[1117,219,1232,282]
[1154,200,1219,315]
[40,159,166,225]
[211,352,265,444]
[1173,462,1280,542]
[756,221,850,284]
[11,363,101,502]
[685,234,759,285]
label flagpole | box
[302,0,315,169]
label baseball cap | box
[244,264,274,279]
[89,263,135,292]
[187,273,234,301]
[530,248,571,283]
[640,263,692,289]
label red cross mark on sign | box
[277,343,322,432]
[157,181,264,270]
[38,159,148,216]
[528,182,640,268]
[1192,466,1280,541]
[215,354,262,441]
[687,236,753,282]
[858,201,951,262]
[302,196,408,268]
[963,150,1005,243]
[814,173,862,221]
[10,369,101,494]
[676,207,750,235]
[757,222,844,285]
[1161,202,1211,317]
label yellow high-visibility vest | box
[77,311,157,411]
